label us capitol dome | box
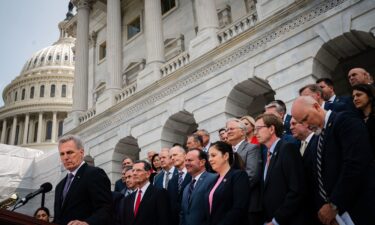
[0,19,75,151]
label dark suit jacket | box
[168,169,192,225]
[122,184,170,225]
[53,163,112,225]
[153,170,165,189]
[283,114,292,135]
[180,171,216,225]
[114,178,126,192]
[235,140,262,212]
[262,140,307,225]
[207,169,250,225]
[310,111,374,224]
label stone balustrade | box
[78,107,96,123]
[115,82,137,103]
[160,51,190,77]
[217,12,257,44]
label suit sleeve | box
[84,168,113,225]
[274,143,306,224]
[330,115,373,212]
[245,144,261,188]
[220,171,250,225]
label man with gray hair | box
[53,135,112,225]
[225,118,262,224]
[195,129,211,152]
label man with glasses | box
[121,160,170,225]
[254,114,307,225]
[225,118,262,225]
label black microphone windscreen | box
[40,182,53,193]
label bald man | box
[291,96,375,225]
[347,68,374,86]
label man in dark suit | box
[226,118,262,224]
[348,67,374,87]
[53,135,112,225]
[121,160,170,225]
[114,156,134,192]
[168,146,192,225]
[265,100,292,135]
[292,96,375,225]
[180,149,216,225]
[195,129,211,152]
[316,78,351,104]
[153,148,175,189]
[255,114,307,225]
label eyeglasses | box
[254,126,268,132]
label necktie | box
[317,129,328,202]
[134,190,142,216]
[164,171,170,189]
[62,173,74,201]
[178,171,184,192]
[266,150,272,167]
[188,179,196,203]
[300,140,308,156]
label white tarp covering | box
[0,144,43,200]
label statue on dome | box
[65,2,74,20]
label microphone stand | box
[41,192,45,207]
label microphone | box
[19,182,53,205]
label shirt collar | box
[269,138,280,154]
[323,110,332,129]
[233,140,245,152]
[138,181,150,194]
[69,161,85,176]
[305,132,314,143]
[193,171,204,181]
[328,95,336,102]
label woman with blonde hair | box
[240,115,259,144]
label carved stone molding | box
[77,0,349,138]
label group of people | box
[39,67,373,225]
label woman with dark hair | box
[34,207,50,222]
[206,141,250,225]
[352,84,375,153]
[149,153,162,182]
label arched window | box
[64,55,68,61]
[21,89,25,100]
[14,91,18,101]
[58,120,64,137]
[61,84,66,97]
[45,121,52,140]
[40,85,45,97]
[50,84,56,97]
[56,55,60,60]
[14,125,20,145]
[33,122,38,142]
[30,86,35,99]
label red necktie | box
[134,189,142,216]
[266,150,271,167]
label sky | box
[0,0,72,106]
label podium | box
[0,209,57,225]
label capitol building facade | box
[1,0,375,216]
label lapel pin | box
[223,179,227,183]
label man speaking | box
[54,135,112,225]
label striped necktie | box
[317,129,328,202]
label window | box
[40,85,45,97]
[65,55,68,61]
[21,89,25,100]
[48,55,52,61]
[30,86,35,99]
[161,0,176,15]
[50,84,56,97]
[45,121,52,140]
[14,91,18,101]
[41,56,45,62]
[99,42,106,61]
[127,17,141,40]
[33,122,38,142]
[61,84,66,97]
[58,121,64,137]
[56,54,60,60]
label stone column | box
[96,0,123,113]
[189,0,219,60]
[37,113,43,143]
[71,0,90,122]
[0,120,6,143]
[137,0,165,90]
[23,114,29,144]
[10,116,17,145]
[52,112,57,143]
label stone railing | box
[79,107,96,123]
[217,11,257,44]
[115,82,137,103]
[160,51,190,77]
